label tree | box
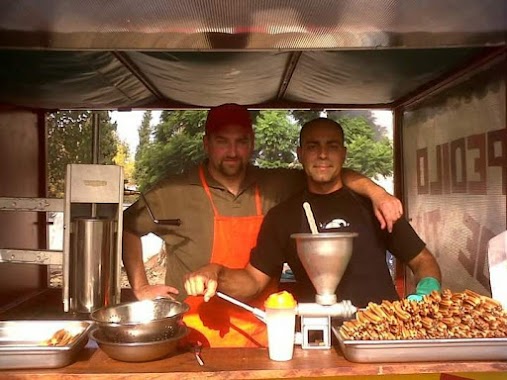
[114,140,134,185]
[133,110,393,191]
[330,115,393,179]
[113,140,137,203]
[133,111,154,187]
[291,109,389,140]
[135,110,208,191]
[327,110,388,140]
[134,110,299,190]
[290,110,322,126]
[135,111,152,162]
[47,111,119,198]
[291,110,393,179]
[253,110,299,168]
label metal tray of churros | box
[332,326,507,363]
[0,320,93,369]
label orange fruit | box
[264,291,297,309]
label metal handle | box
[216,291,266,323]
[140,192,181,226]
[193,341,204,366]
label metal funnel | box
[291,232,358,305]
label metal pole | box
[91,112,100,164]
[91,112,100,218]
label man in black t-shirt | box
[248,187,426,307]
[184,118,442,308]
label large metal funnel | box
[291,232,358,305]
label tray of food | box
[333,289,507,363]
[0,320,93,369]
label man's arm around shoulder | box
[341,168,403,233]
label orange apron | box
[182,165,271,347]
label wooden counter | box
[1,289,506,379]
[2,340,506,380]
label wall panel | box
[402,62,506,295]
[0,111,47,305]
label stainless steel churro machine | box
[63,164,124,313]
[291,232,358,349]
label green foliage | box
[291,110,393,178]
[47,111,119,197]
[134,110,299,190]
[253,111,299,168]
[133,111,153,185]
[154,110,206,141]
[134,110,207,191]
[46,108,392,200]
[133,110,393,190]
[290,110,322,126]
[135,110,152,162]
[114,140,134,184]
[292,110,389,141]
[330,115,393,179]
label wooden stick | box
[303,202,319,234]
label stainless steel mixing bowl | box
[90,325,188,362]
[90,298,190,343]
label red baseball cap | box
[205,103,253,135]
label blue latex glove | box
[407,277,441,302]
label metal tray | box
[332,326,507,363]
[0,320,93,369]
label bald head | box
[299,118,344,147]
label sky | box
[111,110,162,155]
[111,109,393,156]
[372,110,393,136]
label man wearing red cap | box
[123,103,402,347]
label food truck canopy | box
[0,0,505,110]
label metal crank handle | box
[216,291,266,323]
[195,354,204,366]
[195,351,204,366]
[192,341,204,366]
[252,308,266,323]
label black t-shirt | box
[250,187,425,308]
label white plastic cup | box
[265,306,296,361]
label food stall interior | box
[0,0,505,378]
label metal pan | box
[0,320,93,369]
[333,326,507,363]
